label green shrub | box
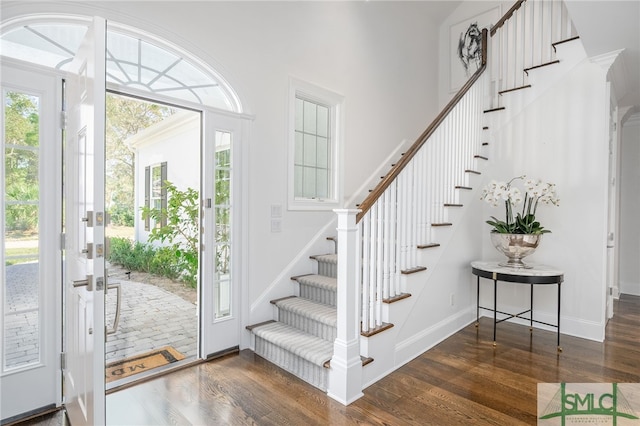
[107,236,196,287]
[108,205,134,227]
[149,247,182,281]
[108,237,155,273]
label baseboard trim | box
[361,306,475,389]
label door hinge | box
[60,111,67,130]
[61,352,67,370]
[60,233,66,250]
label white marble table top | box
[471,261,564,277]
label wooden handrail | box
[490,0,527,36]
[356,28,488,223]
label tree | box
[4,92,39,231]
[105,94,173,225]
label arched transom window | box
[0,18,240,112]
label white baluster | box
[361,214,370,333]
[368,207,377,329]
[389,180,399,297]
[375,199,383,305]
[382,190,391,300]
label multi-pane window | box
[144,162,167,230]
[294,97,331,200]
[289,79,343,210]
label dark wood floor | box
[17,294,640,425]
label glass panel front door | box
[3,90,41,371]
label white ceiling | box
[565,0,640,108]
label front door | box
[63,17,107,425]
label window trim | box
[288,77,344,211]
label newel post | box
[328,209,363,405]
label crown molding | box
[590,49,625,72]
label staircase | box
[246,254,338,390]
[248,0,584,404]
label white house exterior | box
[126,110,200,245]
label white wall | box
[619,115,640,296]
[480,59,609,341]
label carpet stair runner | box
[247,254,338,391]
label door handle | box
[106,283,122,336]
[72,275,93,291]
[83,242,94,259]
[82,211,94,227]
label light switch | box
[271,204,282,218]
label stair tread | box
[273,297,336,326]
[311,253,337,264]
[417,243,440,249]
[251,322,334,367]
[294,274,337,291]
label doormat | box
[105,346,185,383]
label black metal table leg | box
[493,278,497,346]
[476,276,480,327]
[557,281,562,352]
[530,284,534,332]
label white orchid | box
[481,175,559,234]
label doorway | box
[1,13,246,423]
[103,93,201,386]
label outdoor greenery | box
[141,182,199,287]
[106,94,173,226]
[108,237,183,281]
[4,92,39,231]
[214,148,231,275]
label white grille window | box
[289,78,343,210]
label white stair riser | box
[255,336,328,391]
[299,283,336,307]
[278,309,337,341]
[317,260,337,278]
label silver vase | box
[490,233,542,269]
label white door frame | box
[0,58,63,423]
[605,82,620,321]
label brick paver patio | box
[4,262,197,369]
